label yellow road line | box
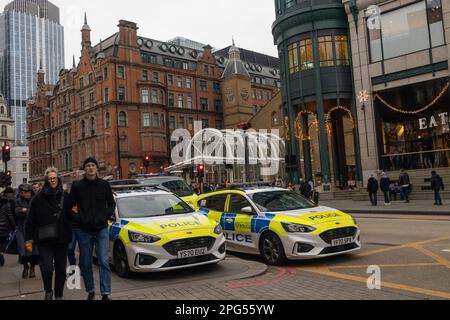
[330,263,441,269]
[298,266,450,299]
[358,236,450,257]
[411,245,450,269]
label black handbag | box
[37,194,64,242]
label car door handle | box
[225,219,234,223]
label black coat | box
[380,177,391,192]
[367,178,379,193]
[0,201,16,238]
[66,177,116,232]
[25,180,72,245]
[431,175,444,191]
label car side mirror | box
[241,206,254,215]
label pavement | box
[1,214,449,301]
[321,199,450,215]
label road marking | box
[357,235,450,257]
[330,263,441,269]
[298,266,450,299]
[442,250,450,253]
[411,245,450,269]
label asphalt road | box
[1,213,449,300]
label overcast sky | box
[1,0,279,68]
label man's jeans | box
[75,228,111,295]
[400,187,410,202]
[434,190,443,205]
[67,228,80,266]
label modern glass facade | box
[0,0,64,145]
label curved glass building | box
[272,0,362,190]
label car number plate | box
[177,247,207,259]
[331,237,354,247]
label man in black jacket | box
[66,158,116,301]
[431,171,444,206]
[367,175,379,206]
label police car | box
[197,187,361,265]
[108,187,226,277]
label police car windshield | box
[139,179,194,197]
[117,194,194,218]
[251,191,316,212]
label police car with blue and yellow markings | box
[197,187,361,266]
[108,188,226,277]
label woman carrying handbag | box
[25,167,72,300]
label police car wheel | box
[0,254,4,266]
[260,232,286,266]
[113,242,131,278]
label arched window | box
[81,120,86,138]
[1,125,7,137]
[90,117,96,135]
[0,106,4,114]
[271,112,279,126]
[105,112,110,128]
[118,111,127,127]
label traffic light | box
[0,171,12,187]
[197,164,205,178]
[143,155,151,168]
[2,144,11,163]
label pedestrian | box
[31,183,41,196]
[300,179,312,199]
[389,182,400,201]
[0,188,17,266]
[25,167,72,300]
[15,184,40,278]
[380,173,391,206]
[431,171,444,206]
[399,169,411,203]
[367,175,379,206]
[66,158,116,301]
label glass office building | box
[0,0,64,145]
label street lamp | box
[237,122,252,183]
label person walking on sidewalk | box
[380,173,391,206]
[66,158,116,301]
[431,171,444,206]
[0,188,17,266]
[367,175,379,206]
[25,168,72,300]
[15,184,39,278]
[399,169,411,203]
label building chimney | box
[118,20,138,47]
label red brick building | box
[27,18,280,183]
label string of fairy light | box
[374,81,450,115]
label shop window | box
[335,35,350,66]
[318,36,334,67]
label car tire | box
[113,241,132,278]
[259,231,286,266]
[0,254,4,266]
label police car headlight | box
[128,231,161,243]
[281,222,316,233]
[214,224,223,235]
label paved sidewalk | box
[321,199,450,216]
